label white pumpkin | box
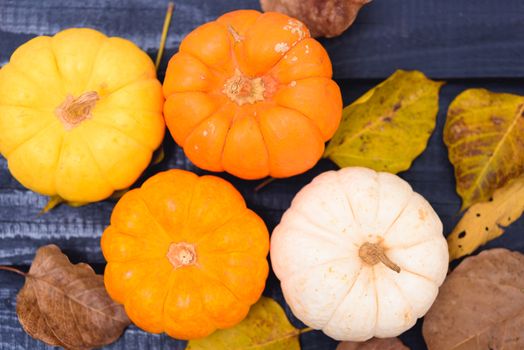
[270,167,448,341]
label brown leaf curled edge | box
[16,244,130,350]
[423,249,524,350]
[260,0,371,38]
[337,337,409,350]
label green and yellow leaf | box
[324,70,443,173]
[186,297,304,350]
[444,89,524,210]
[447,174,524,261]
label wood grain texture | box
[1,0,524,349]
[1,0,523,79]
[0,272,337,350]
[2,80,522,350]
[1,80,522,266]
[0,272,186,350]
[16,245,130,349]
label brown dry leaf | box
[444,89,524,210]
[260,0,371,38]
[337,337,409,350]
[447,174,524,260]
[422,249,524,350]
[16,244,130,350]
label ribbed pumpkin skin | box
[270,167,449,341]
[163,10,342,180]
[101,169,270,340]
[0,28,165,203]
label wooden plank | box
[0,272,338,350]
[1,80,523,266]
[1,1,524,349]
[325,0,524,79]
[0,270,185,349]
[0,0,523,79]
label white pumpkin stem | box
[55,91,99,130]
[358,242,401,273]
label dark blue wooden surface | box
[0,1,523,349]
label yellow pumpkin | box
[0,28,165,203]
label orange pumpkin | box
[163,10,342,179]
[101,169,269,339]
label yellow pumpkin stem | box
[155,2,175,70]
[55,91,99,130]
[359,242,401,273]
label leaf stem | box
[255,177,276,192]
[40,195,65,214]
[155,2,175,70]
[0,266,27,277]
[300,327,315,334]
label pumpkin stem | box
[358,242,401,273]
[55,91,99,130]
[166,242,197,269]
[223,69,266,106]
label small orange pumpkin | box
[101,169,269,339]
[163,10,342,180]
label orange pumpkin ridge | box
[101,169,270,340]
[163,10,342,180]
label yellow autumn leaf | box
[444,89,524,210]
[324,70,443,173]
[447,175,524,261]
[186,297,307,350]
